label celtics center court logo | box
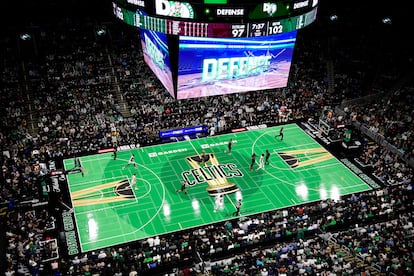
[182,153,242,196]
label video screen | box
[177,31,297,99]
[140,28,174,97]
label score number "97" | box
[232,28,246,37]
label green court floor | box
[64,123,372,252]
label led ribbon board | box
[112,1,318,37]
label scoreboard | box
[111,0,319,99]
[113,1,318,37]
[114,0,317,21]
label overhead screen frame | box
[176,30,298,99]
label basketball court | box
[63,123,372,252]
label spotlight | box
[20,33,32,41]
[381,17,392,25]
[96,28,107,36]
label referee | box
[232,199,242,216]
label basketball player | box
[265,149,271,165]
[250,153,257,171]
[213,194,224,212]
[225,138,233,154]
[112,145,118,160]
[275,127,284,141]
[123,154,136,169]
[256,153,265,171]
[176,180,188,194]
[131,173,138,190]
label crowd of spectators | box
[1,6,413,276]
